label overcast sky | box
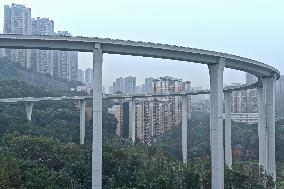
[1,0,283,89]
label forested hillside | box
[0,80,276,188]
[0,80,54,98]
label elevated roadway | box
[0,34,279,189]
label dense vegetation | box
[156,111,284,188]
[0,79,279,188]
[0,80,276,188]
[0,107,275,188]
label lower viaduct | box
[0,34,280,189]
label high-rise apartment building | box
[246,88,257,113]
[153,76,183,128]
[69,51,78,81]
[111,76,136,94]
[52,31,78,81]
[114,77,125,93]
[144,77,155,93]
[3,4,78,81]
[108,100,133,139]
[4,4,31,35]
[32,17,54,35]
[52,49,78,81]
[124,76,136,94]
[31,17,54,75]
[108,76,192,144]
[3,4,32,68]
[109,99,160,144]
[231,83,248,113]
[108,103,124,136]
[230,73,258,114]
[85,68,93,86]
[246,73,258,113]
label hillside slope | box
[0,57,81,91]
[0,80,54,98]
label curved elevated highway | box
[0,34,280,189]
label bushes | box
[0,135,91,188]
[0,130,275,188]
[0,155,22,188]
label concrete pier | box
[25,102,33,121]
[92,47,103,189]
[208,58,225,189]
[257,86,267,170]
[182,95,188,163]
[131,98,136,143]
[263,77,276,183]
[79,100,87,145]
[224,92,232,168]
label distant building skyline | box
[0,1,283,90]
[31,17,54,76]
[1,3,78,81]
[2,1,283,89]
[144,77,154,94]
[111,76,136,94]
[3,3,31,68]
[108,75,192,144]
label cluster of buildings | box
[107,73,284,143]
[107,76,150,95]
[230,73,284,123]
[77,68,94,86]
[231,73,258,114]
[0,3,78,81]
[77,75,155,95]
[228,73,258,124]
[2,4,284,136]
[111,76,137,94]
[108,76,192,144]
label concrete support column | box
[79,100,87,145]
[131,98,136,143]
[92,47,103,189]
[25,102,33,121]
[224,92,232,168]
[257,86,266,170]
[182,95,188,163]
[263,77,276,183]
[208,58,225,189]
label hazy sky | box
[0,0,283,89]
